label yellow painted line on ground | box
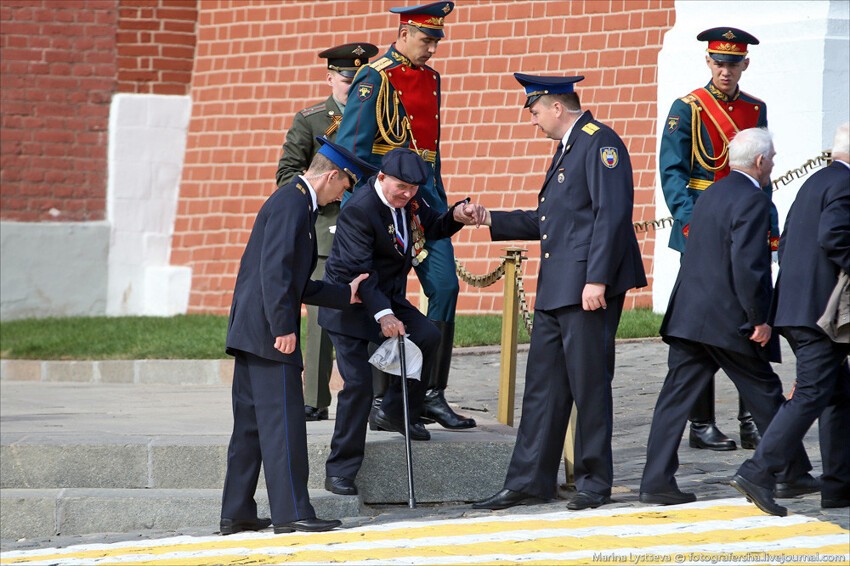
[2,499,847,566]
[0,504,773,564]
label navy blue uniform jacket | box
[225,177,351,366]
[773,161,850,330]
[490,111,646,309]
[661,170,778,361]
[319,178,464,343]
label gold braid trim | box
[375,70,410,148]
[690,102,728,172]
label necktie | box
[547,141,564,174]
[394,207,407,251]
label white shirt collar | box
[373,177,396,210]
[837,159,850,170]
[559,111,587,151]
[297,175,319,212]
[733,169,761,188]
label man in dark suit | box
[220,139,375,535]
[639,128,817,506]
[318,148,485,496]
[275,42,378,422]
[660,27,775,451]
[732,123,850,516]
[473,74,647,512]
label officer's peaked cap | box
[390,2,455,38]
[315,137,377,186]
[697,27,759,63]
[318,43,379,78]
[514,73,585,108]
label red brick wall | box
[173,0,675,314]
[116,0,198,95]
[0,0,198,223]
[0,0,117,222]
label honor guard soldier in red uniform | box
[276,42,378,422]
[335,2,477,432]
[659,27,779,452]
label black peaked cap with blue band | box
[381,148,430,186]
[390,2,455,38]
[315,137,378,187]
[514,73,585,108]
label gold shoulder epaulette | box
[582,123,600,135]
[680,94,698,104]
[369,57,394,72]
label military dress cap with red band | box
[389,2,455,38]
[514,73,585,108]
[318,43,379,79]
[315,137,378,186]
[697,27,759,63]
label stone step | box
[1,425,515,504]
[0,488,365,541]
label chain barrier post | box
[497,247,526,426]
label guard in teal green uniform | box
[335,1,476,430]
[276,42,378,422]
[659,27,777,452]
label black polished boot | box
[688,378,736,450]
[689,421,737,450]
[738,400,761,449]
[421,321,476,429]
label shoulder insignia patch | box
[369,57,394,72]
[582,123,600,135]
[666,115,680,133]
[357,83,374,101]
[299,103,325,118]
[295,182,306,195]
[600,147,619,169]
[680,94,698,104]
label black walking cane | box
[397,335,416,508]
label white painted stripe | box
[8,533,848,566]
[2,499,845,566]
[1,497,764,560]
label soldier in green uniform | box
[276,42,379,421]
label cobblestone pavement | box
[2,338,847,556]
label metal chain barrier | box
[455,253,534,335]
[632,151,832,234]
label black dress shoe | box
[739,418,761,449]
[324,475,358,496]
[370,409,431,441]
[822,497,850,508]
[639,490,697,505]
[305,405,329,421]
[567,491,611,510]
[689,422,737,451]
[274,518,342,533]
[219,517,272,535]
[730,473,787,516]
[775,473,821,498]
[421,390,477,429]
[472,488,542,510]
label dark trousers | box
[325,311,440,481]
[221,350,315,525]
[503,294,625,500]
[641,338,812,494]
[738,326,850,498]
[303,255,334,409]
